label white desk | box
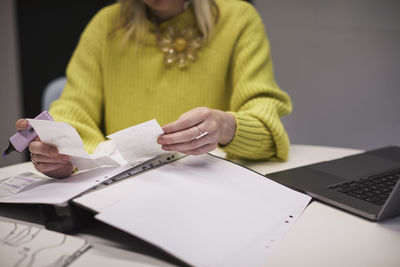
[1,145,400,267]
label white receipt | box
[107,119,167,163]
[28,119,119,170]
[28,118,167,171]
[0,172,49,198]
[28,119,89,158]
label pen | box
[3,111,53,157]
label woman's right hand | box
[16,119,74,178]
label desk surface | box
[1,144,400,267]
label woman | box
[16,0,292,178]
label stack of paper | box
[75,154,312,267]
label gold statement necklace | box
[154,1,203,69]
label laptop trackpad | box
[310,154,400,180]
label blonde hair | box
[116,0,219,43]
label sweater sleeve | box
[49,7,115,153]
[221,6,292,161]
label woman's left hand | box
[158,107,236,155]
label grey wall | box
[255,0,400,150]
[0,0,24,168]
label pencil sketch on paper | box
[0,221,90,267]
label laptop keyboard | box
[328,170,400,206]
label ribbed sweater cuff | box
[220,112,277,160]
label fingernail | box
[22,120,29,127]
[162,145,170,151]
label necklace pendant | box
[158,26,202,69]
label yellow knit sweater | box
[49,0,292,160]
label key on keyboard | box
[328,170,400,205]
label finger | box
[31,153,70,164]
[162,108,208,134]
[180,143,218,156]
[16,119,29,131]
[34,162,74,179]
[158,126,201,145]
[29,141,59,157]
[162,134,214,152]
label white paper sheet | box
[0,163,134,205]
[28,119,89,158]
[108,119,166,163]
[95,154,311,267]
[73,153,185,213]
[0,220,90,267]
[27,119,120,170]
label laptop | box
[267,146,400,221]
